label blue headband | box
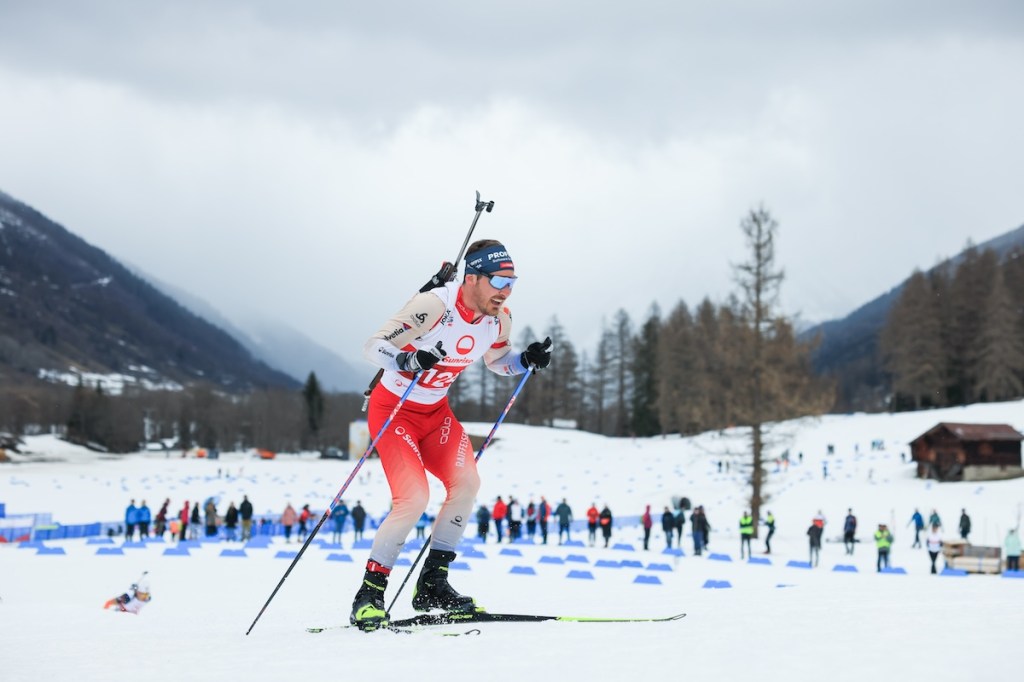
[465,244,514,275]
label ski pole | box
[362,192,495,412]
[419,190,495,293]
[385,367,535,616]
[245,373,421,635]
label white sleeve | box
[362,292,446,371]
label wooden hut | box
[909,423,1023,482]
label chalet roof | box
[916,422,1024,443]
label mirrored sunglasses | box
[467,266,517,290]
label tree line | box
[1,208,833,461]
[880,245,1024,410]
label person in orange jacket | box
[586,503,599,547]
[492,496,507,543]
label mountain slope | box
[0,190,297,391]
[137,274,365,393]
[803,222,1024,410]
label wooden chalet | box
[909,422,1023,482]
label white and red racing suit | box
[361,281,526,569]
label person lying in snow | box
[103,577,152,614]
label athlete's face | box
[465,268,515,316]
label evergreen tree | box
[731,206,829,536]
[631,304,661,437]
[975,266,1024,401]
[880,270,946,409]
[302,371,326,449]
[947,246,998,404]
[608,309,634,436]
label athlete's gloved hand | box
[521,337,553,370]
[419,261,456,293]
[398,341,447,372]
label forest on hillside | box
[1,208,832,453]
[881,245,1024,410]
[3,216,1022,456]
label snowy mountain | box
[0,189,298,392]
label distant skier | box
[843,508,857,555]
[908,508,925,548]
[764,510,776,554]
[958,509,971,541]
[103,575,152,614]
[807,519,823,567]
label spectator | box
[178,500,190,542]
[492,496,507,543]
[507,497,521,542]
[1005,528,1021,572]
[926,524,943,574]
[137,500,151,538]
[764,510,776,554]
[739,510,754,559]
[843,508,857,555]
[958,509,971,541]
[807,518,823,567]
[661,506,675,550]
[224,501,239,541]
[928,509,942,531]
[189,502,200,540]
[239,495,254,542]
[525,499,537,540]
[908,508,925,548]
[281,503,297,543]
[674,505,686,545]
[586,503,599,546]
[298,504,312,540]
[154,499,169,539]
[641,505,653,550]
[351,501,367,541]
[124,499,138,542]
[875,523,894,572]
[538,496,551,545]
[331,500,350,545]
[599,505,613,548]
[204,498,218,537]
[691,505,709,556]
[475,504,491,543]
[555,498,573,545]
[415,510,431,540]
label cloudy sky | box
[1,2,1022,365]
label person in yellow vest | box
[875,523,894,572]
[739,511,754,559]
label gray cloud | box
[0,1,1022,368]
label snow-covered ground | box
[2,399,1023,682]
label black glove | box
[521,337,553,370]
[419,262,456,293]
[398,341,447,372]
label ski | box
[306,610,685,633]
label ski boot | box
[412,549,477,612]
[350,566,390,631]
